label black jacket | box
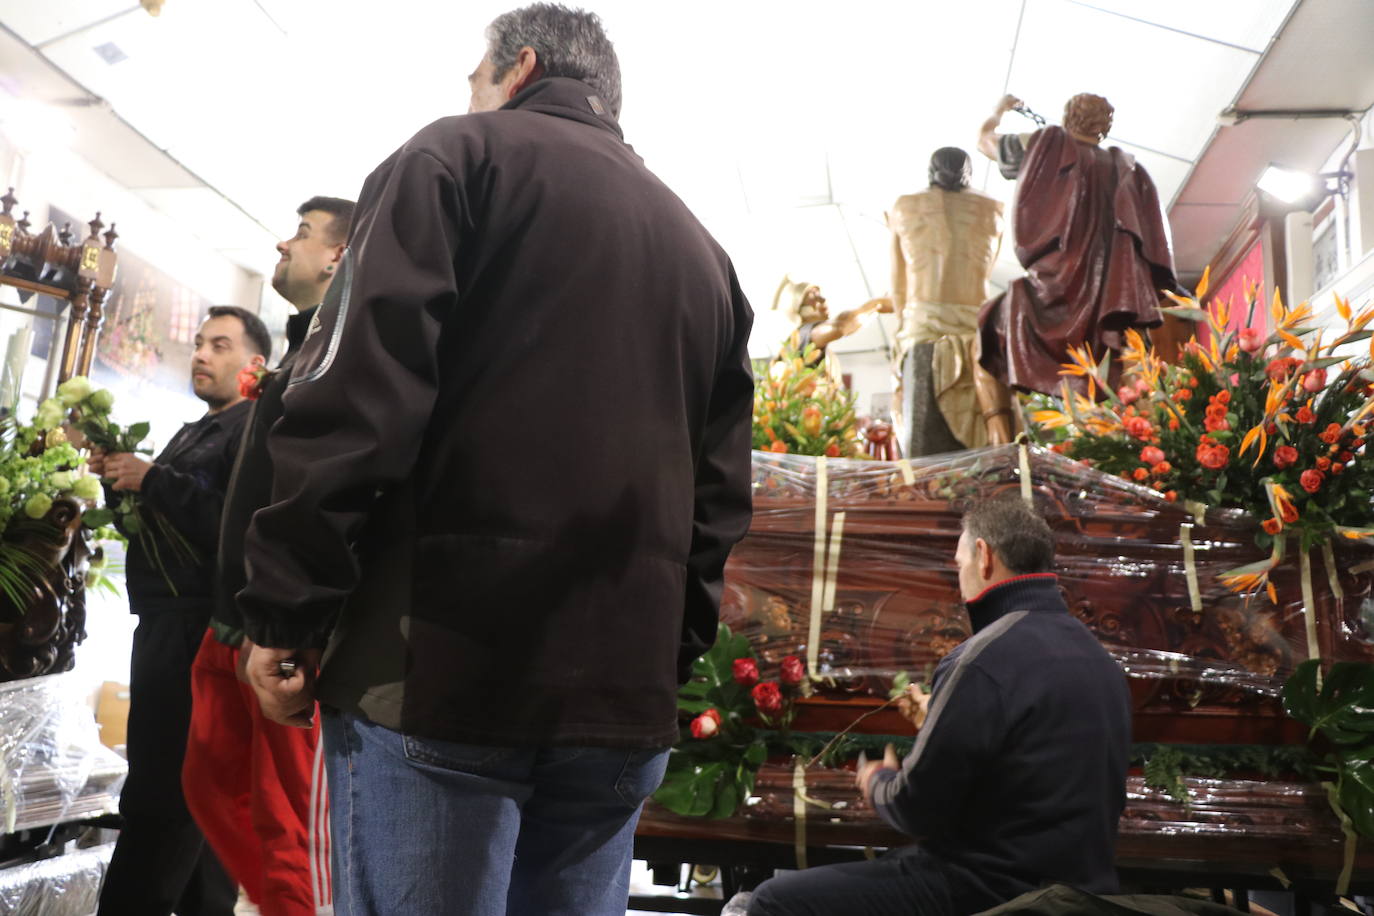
[869,574,1132,912]
[237,78,755,749]
[117,400,251,613]
[213,307,317,642]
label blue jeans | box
[322,709,669,916]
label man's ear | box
[250,353,267,369]
[505,46,546,99]
[976,538,996,579]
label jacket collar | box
[501,77,623,140]
[963,573,1064,633]
[285,305,318,357]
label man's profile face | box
[468,56,509,113]
[273,210,340,307]
[191,314,259,408]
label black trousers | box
[748,847,959,916]
[98,610,236,916]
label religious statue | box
[976,93,1182,396]
[888,147,1009,454]
[770,278,892,384]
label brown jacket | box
[237,78,755,748]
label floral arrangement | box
[1028,272,1374,600]
[0,377,119,607]
[754,345,863,458]
[653,624,807,818]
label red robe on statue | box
[978,125,1180,394]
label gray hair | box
[485,4,622,118]
[962,497,1055,575]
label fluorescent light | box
[1257,164,1320,204]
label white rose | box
[56,376,93,408]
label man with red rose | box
[748,498,1131,916]
[234,6,754,916]
[182,197,353,916]
[94,306,270,916]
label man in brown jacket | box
[236,5,755,915]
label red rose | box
[1302,368,1328,393]
[1168,418,1180,431]
[1319,423,1343,444]
[1173,389,1193,402]
[732,658,759,687]
[780,655,805,687]
[1340,451,1354,463]
[1196,440,1230,470]
[1204,415,1230,433]
[1140,446,1165,465]
[1333,463,1346,475]
[237,365,270,400]
[751,681,784,716]
[1274,445,1298,469]
[702,708,722,726]
[1296,406,1316,425]
[1261,518,1282,535]
[1300,469,1325,493]
[1133,467,1149,482]
[1266,357,1299,381]
[690,711,720,739]
[1316,457,1331,471]
[1214,390,1232,405]
[769,440,789,453]
[1152,461,1172,475]
[1238,327,1265,353]
[1164,491,1178,503]
[1125,416,1154,440]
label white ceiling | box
[1,0,1365,358]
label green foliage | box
[1283,660,1374,839]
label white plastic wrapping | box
[0,843,113,915]
[0,674,125,834]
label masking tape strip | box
[896,458,915,487]
[1322,540,1345,601]
[1301,549,1320,662]
[1266,867,1291,890]
[807,457,828,681]
[1180,524,1203,613]
[1183,500,1208,527]
[822,512,846,613]
[793,759,808,871]
[1018,442,1033,504]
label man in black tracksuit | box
[233,6,755,915]
[750,498,1132,916]
[95,306,271,916]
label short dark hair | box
[206,305,272,358]
[962,497,1055,574]
[486,4,622,118]
[297,196,355,246]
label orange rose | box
[1261,518,1282,535]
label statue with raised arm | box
[888,147,1008,455]
[976,93,1181,396]
[770,278,891,385]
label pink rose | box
[1303,368,1328,393]
[1238,327,1265,354]
[1117,386,1139,405]
[780,655,805,687]
[1140,446,1166,466]
[690,709,721,739]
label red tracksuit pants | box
[183,629,331,916]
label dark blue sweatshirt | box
[869,573,1131,911]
